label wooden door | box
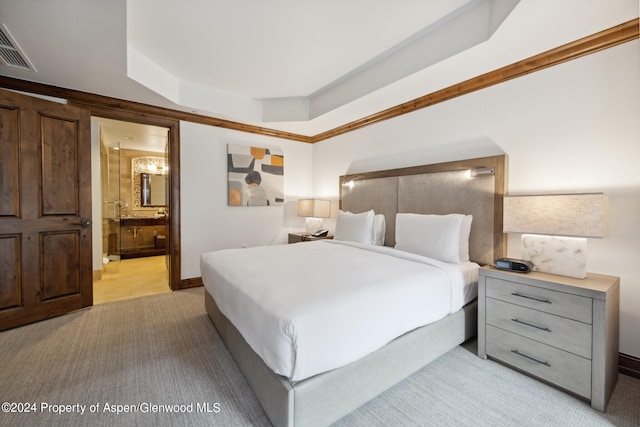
[0,88,92,331]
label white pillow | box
[374,214,386,246]
[395,213,471,264]
[459,215,473,263]
[334,210,375,244]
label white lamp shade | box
[297,199,331,218]
[503,193,607,238]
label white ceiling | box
[128,0,470,99]
[0,0,637,141]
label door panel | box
[0,235,21,309]
[0,105,19,217]
[0,88,92,331]
[41,231,80,300]
[41,115,79,215]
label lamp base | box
[521,234,587,279]
[305,217,323,234]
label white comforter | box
[200,240,478,381]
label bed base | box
[205,289,477,427]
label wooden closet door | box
[0,88,92,331]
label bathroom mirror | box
[141,173,168,207]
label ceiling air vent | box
[0,24,35,71]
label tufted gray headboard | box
[339,155,507,266]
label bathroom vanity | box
[108,217,168,259]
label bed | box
[202,155,506,426]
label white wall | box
[312,41,640,357]
[180,122,313,279]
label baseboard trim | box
[619,353,640,379]
[180,277,203,289]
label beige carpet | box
[0,287,638,427]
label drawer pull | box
[511,292,551,304]
[511,318,551,332]
[511,349,551,367]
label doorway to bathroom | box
[93,117,171,304]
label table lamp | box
[503,193,607,278]
[297,199,331,234]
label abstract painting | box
[227,144,284,206]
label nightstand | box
[478,266,619,411]
[288,232,333,244]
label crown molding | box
[312,18,639,142]
[0,76,314,143]
[0,18,637,144]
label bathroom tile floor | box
[94,255,170,304]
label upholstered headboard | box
[339,155,507,266]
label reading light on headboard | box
[297,199,331,233]
[503,193,608,278]
[470,167,495,177]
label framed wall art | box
[227,144,284,206]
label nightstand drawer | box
[486,298,592,358]
[479,267,620,411]
[486,277,592,323]
[486,325,591,399]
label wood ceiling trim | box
[312,18,639,142]
[71,96,316,143]
[0,77,314,143]
[0,18,637,144]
